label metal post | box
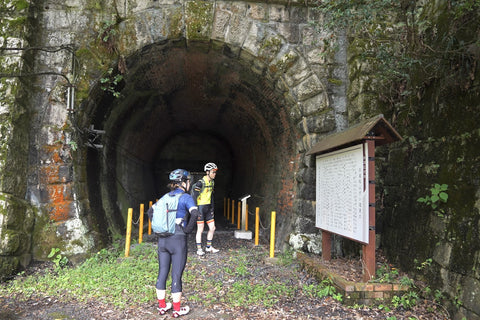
[125,208,133,257]
[270,211,276,258]
[139,203,144,244]
[245,203,249,231]
[148,201,152,235]
[237,201,241,229]
[255,207,259,245]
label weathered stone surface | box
[296,109,335,135]
[433,241,452,268]
[269,5,290,22]
[296,133,320,154]
[289,232,322,254]
[298,93,329,116]
[293,74,326,103]
[212,3,232,41]
[292,198,315,220]
[284,57,310,87]
[462,276,480,316]
[276,22,299,44]
[296,181,315,200]
[247,2,268,21]
[0,256,19,281]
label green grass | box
[0,242,159,307]
[0,241,341,311]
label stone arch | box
[66,0,340,252]
[1,1,345,279]
[78,39,303,240]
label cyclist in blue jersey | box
[147,169,198,317]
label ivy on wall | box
[313,0,479,133]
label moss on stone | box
[328,78,343,86]
[169,8,184,38]
[0,256,19,281]
[185,1,214,40]
[259,36,282,63]
[32,215,67,260]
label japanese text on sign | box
[315,143,369,243]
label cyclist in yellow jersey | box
[192,162,219,255]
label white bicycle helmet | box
[204,162,218,172]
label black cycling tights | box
[156,233,187,293]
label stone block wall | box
[0,0,34,281]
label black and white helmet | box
[204,162,218,172]
[169,169,191,183]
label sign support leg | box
[362,139,376,282]
[322,230,332,261]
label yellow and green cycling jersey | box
[194,176,214,205]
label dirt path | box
[0,216,448,319]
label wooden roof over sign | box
[306,114,403,156]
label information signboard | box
[315,143,369,243]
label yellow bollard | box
[231,199,235,225]
[148,201,152,235]
[237,201,241,229]
[255,207,260,246]
[245,204,249,231]
[270,211,276,258]
[139,203,144,244]
[125,208,133,257]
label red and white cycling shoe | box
[157,302,172,315]
[172,305,190,318]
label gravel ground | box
[0,215,449,319]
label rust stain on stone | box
[47,200,72,222]
[46,184,72,222]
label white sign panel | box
[315,143,369,243]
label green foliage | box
[313,0,397,31]
[47,248,69,270]
[378,304,392,312]
[54,139,78,152]
[415,258,433,271]
[399,275,415,287]
[100,68,123,98]
[68,141,78,151]
[277,248,296,266]
[98,20,118,43]
[451,0,480,19]
[454,285,464,309]
[224,279,295,308]
[417,184,449,217]
[433,289,445,303]
[374,263,400,283]
[302,278,342,301]
[312,0,480,128]
[14,0,29,11]
[1,242,158,307]
[372,262,415,287]
[392,291,419,310]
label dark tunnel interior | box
[81,41,298,235]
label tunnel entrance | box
[81,40,298,238]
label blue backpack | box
[151,192,183,237]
